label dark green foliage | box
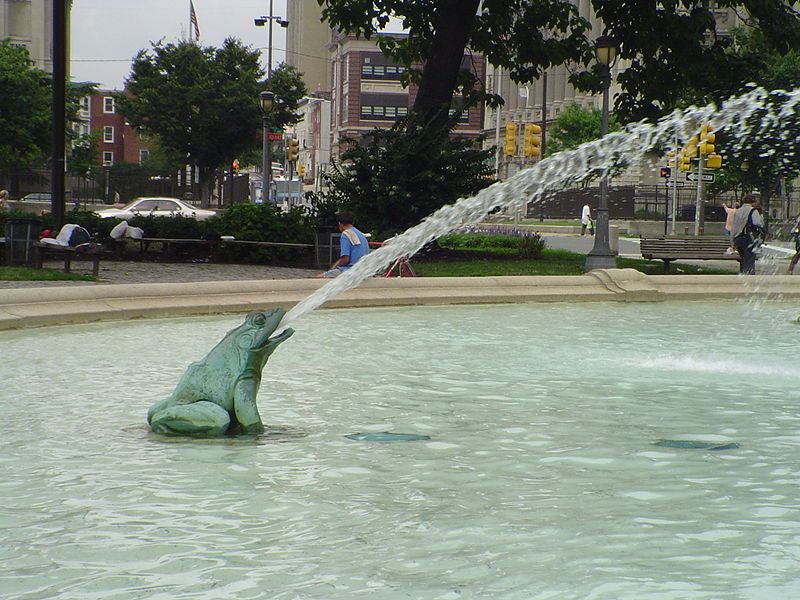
[315,119,494,237]
[118,39,264,204]
[436,232,545,259]
[263,63,310,129]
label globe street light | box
[254,0,289,78]
[260,91,275,204]
[585,34,619,272]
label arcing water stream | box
[277,86,800,332]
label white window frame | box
[102,151,114,166]
[103,126,114,143]
[103,96,115,113]
[139,149,150,164]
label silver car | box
[95,197,217,220]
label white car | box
[95,197,217,220]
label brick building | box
[76,91,148,167]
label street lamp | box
[585,34,619,272]
[254,0,289,78]
[260,90,275,204]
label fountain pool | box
[2,300,800,599]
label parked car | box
[95,197,216,220]
[676,204,727,222]
[21,192,52,203]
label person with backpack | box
[787,214,800,274]
[731,194,765,274]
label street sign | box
[685,172,715,182]
[665,181,686,188]
[267,132,284,141]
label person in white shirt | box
[731,194,765,274]
[580,203,594,236]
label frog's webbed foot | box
[149,400,231,436]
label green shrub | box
[437,231,545,259]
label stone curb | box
[1,269,799,331]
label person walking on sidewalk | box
[580,203,594,236]
[732,194,765,275]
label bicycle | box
[368,240,417,277]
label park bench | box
[32,241,104,277]
[639,236,739,272]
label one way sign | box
[686,172,715,183]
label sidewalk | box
[0,260,319,289]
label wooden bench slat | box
[639,236,739,272]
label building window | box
[139,149,150,164]
[361,62,405,81]
[79,97,90,112]
[448,108,470,123]
[360,104,408,121]
[102,151,114,166]
[103,97,115,113]
[103,126,114,143]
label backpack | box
[743,208,765,248]
[68,225,91,247]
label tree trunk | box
[411,0,480,127]
[199,166,215,209]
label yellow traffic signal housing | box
[679,155,692,171]
[699,131,715,155]
[504,122,518,157]
[298,163,306,178]
[705,153,722,169]
[286,138,300,162]
[523,123,542,158]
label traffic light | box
[679,154,692,171]
[298,163,306,178]
[705,153,722,169]
[523,123,542,158]
[699,124,715,155]
[659,166,672,178]
[504,122,518,157]
[286,138,300,162]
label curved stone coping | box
[1,268,799,330]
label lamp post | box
[254,1,289,78]
[260,91,275,204]
[584,34,619,272]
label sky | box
[70,0,289,89]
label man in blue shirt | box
[321,211,370,278]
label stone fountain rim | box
[1,269,799,331]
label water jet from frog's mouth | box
[273,85,800,335]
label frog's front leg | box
[150,400,231,436]
[233,374,264,434]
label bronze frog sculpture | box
[147,309,294,436]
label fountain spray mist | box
[276,86,800,333]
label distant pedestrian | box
[722,200,739,251]
[580,203,594,236]
[0,189,9,210]
[732,194,765,275]
[320,211,370,278]
[788,214,800,275]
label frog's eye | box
[251,313,267,327]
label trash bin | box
[4,218,42,266]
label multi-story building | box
[285,0,331,94]
[0,0,70,73]
[294,93,332,185]
[74,90,148,168]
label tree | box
[547,103,620,155]
[310,117,495,236]
[68,132,100,176]
[263,63,309,129]
[118,38,264,206]
[0,41,52,172]
[702,28,800,224]
[319,1,800,124]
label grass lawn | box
[413,248,732,277]
[0,266,95,282]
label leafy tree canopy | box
[310,117,495,236]
[319,0,800,123]
[547,103,620,155]
[118,38,264,205]
[263,62,309,129]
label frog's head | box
[234,308,294,368]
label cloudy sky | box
[70,0,289,89]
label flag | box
[190,1,200,41]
